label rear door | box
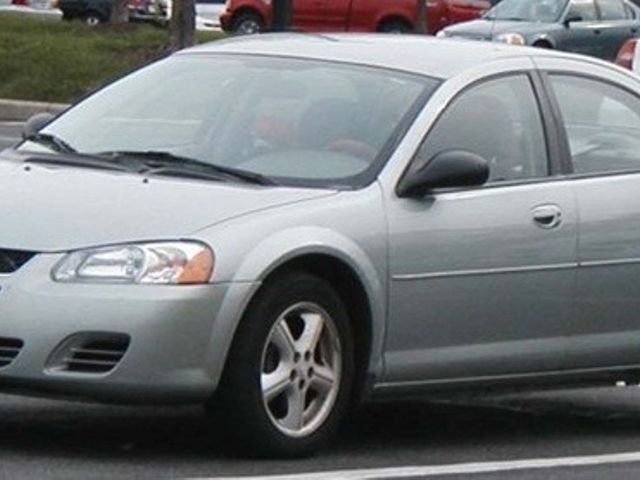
[595,0,637,60]
[539,57,640,369]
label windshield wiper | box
[24,152,145,173]
[23,133,77,154]
[105,150,276,186]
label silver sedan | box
[4,33,640,457]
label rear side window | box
[413,75,548,183]
[549,75,640,174]
[566,0,598,21]
[597,0,628,19]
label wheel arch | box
[532,36,555,49]
[231,6,266,30]
[258,253,375,405]
[377,14,414,32]
[211,227,387,406]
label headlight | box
[436,30,448,38]
[52,241,214,285]
[495,33,526,46]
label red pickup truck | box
[220,0,495,35]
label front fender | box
[196,187,389,392]
[528,32,556,48]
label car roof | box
[182,33,597,80]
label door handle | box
[532,205,563,230]
[594,29,601,35]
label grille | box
[0,337,24,367]
[50,333,130,374]
[0,249,36,274]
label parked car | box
[616,37,639,70]
[11,0,49,6]
[165,0,224,31]
[56,0,165,25]
[56,0,111,24]
[220,0,495,35]
[439,0,640,61]
[127,0,166,23]
[195,0,224,29]
[1,0,62,17]
[8,34,640,457]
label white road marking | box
[201,451,640,480]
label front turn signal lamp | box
[52,241,214,285]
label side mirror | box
[22,112,55,140]
[563,15,583,28]
[396,150,489,198]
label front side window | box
[596,0,628,19]
[566,0,598,21]
[413,75,549,183]
[20,55,437,188]
[549,75,640,174]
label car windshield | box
[19,54,437,188]
[484,0,568,22]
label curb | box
[0,99,69,122]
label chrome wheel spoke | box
[262,366,292,402]
[311,364,336,395]
[271,321,297,359]
[282,387,306,431]
[297,312,324,354]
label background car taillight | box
[11,0,30,5]
[616,39,638,71]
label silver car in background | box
[4,34,640,457]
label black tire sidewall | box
[217,271,355,457]
[379,21,411,33]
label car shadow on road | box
[2,389,640,469]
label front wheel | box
[232,12,263,35]
[214,272,354,457]
[83,11,104,26]
[378,20,412,34]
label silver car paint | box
[2,35,639,404]
[532,55,640,371]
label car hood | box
[0,153,335,252]
[443,19,550,40]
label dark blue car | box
[439,0,640,61]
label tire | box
[533,41,553,49]
[231,11,263,35]
[378,19,412,34]
[83,11,104,26]
[214,271,355,458]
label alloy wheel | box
[260,302,342,438]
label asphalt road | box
[4,120,640,479]
[5,388,640,479]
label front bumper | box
[0,253,258,404]
[220,11,232,31]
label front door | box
[293,0,350,31]
[384,73,578,383]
